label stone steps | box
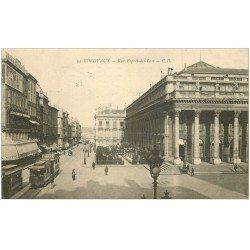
[160,161,182,175]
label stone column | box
[233,111,241,164]
[241,121,247,162]
[223,122,230,162]
[163,111,169,161]
[193,110,201,165]
[174,110,181,165]
[246,123,248,163]
[212,111,221,165]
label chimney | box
[161,70,164,79]
[184,64,187,71]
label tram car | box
[2,164,23,198]
[41,153,60,176]
[29,153,60,188]
[29,160,52,188]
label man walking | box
[50,173,54,188]
[92,162,96,170]
[191,166,195,176]
[105,166,109,176]
[72,169,76,181]
[234,163,238,173]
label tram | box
[2,164,23,198]
[29,153,60,188]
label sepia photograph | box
[1,48,249,199]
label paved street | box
[18,145,248,199]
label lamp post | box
[147,145,164,199]
[151,167,161,199]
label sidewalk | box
[184,162,248,175]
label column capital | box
[214,110,221,118]
[194,110,201,117]
[234,111,241,118]
[174,110,181,117]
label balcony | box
[168,89,248,100]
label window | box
[113,121,117,128]
[99,121,102,127]
[7,90,11,104]
[120,122,124,127]
[106,121,109,127]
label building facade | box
[48,103,59,145]
[95,105,126,147]
[36,85,49,144]
[76,120,82,144]
[1,51,39,163]
[57,108,70,149]
[125,61,248,165]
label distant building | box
[48,103,59,146]
[94,105,126,147]
[36,85,49,144]
[58,108,68,149]
[126,61,248,165]
[76,121,82,144]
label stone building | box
[48,103,59,146]
[36,85,49,144]
[94,105,126,147]
[76,120,82,144]
[1,52,39,163]
[125,61,248,165]
[57,108,70,149]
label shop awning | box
[17,142,39,158]
[10,111,30,118]
[29,120,39,125]
[2,142,39,161]
[2,145,19,161]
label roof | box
[179,61,248,75]
[97,108,125,115]
[33,160,47,166]
[42,153,59,160]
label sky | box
[3,49,248,127]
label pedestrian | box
[105,166,109,176]
[92,162,96,170]
[50,173,54,188]
[72,169,76,181]
[191,166,195,176]
[64,150,66,155]
[187,164,190,174]
[234,163,238,173]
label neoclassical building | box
[95,105,126,147]
[125,61,248,165]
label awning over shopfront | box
[29,120,39,125]
[2,145,19,161]
[10,111,30,118]
[2,141,39,162]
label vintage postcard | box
[1,48,248,199]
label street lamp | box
[151,166,161,199]
[147,145,164,199]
